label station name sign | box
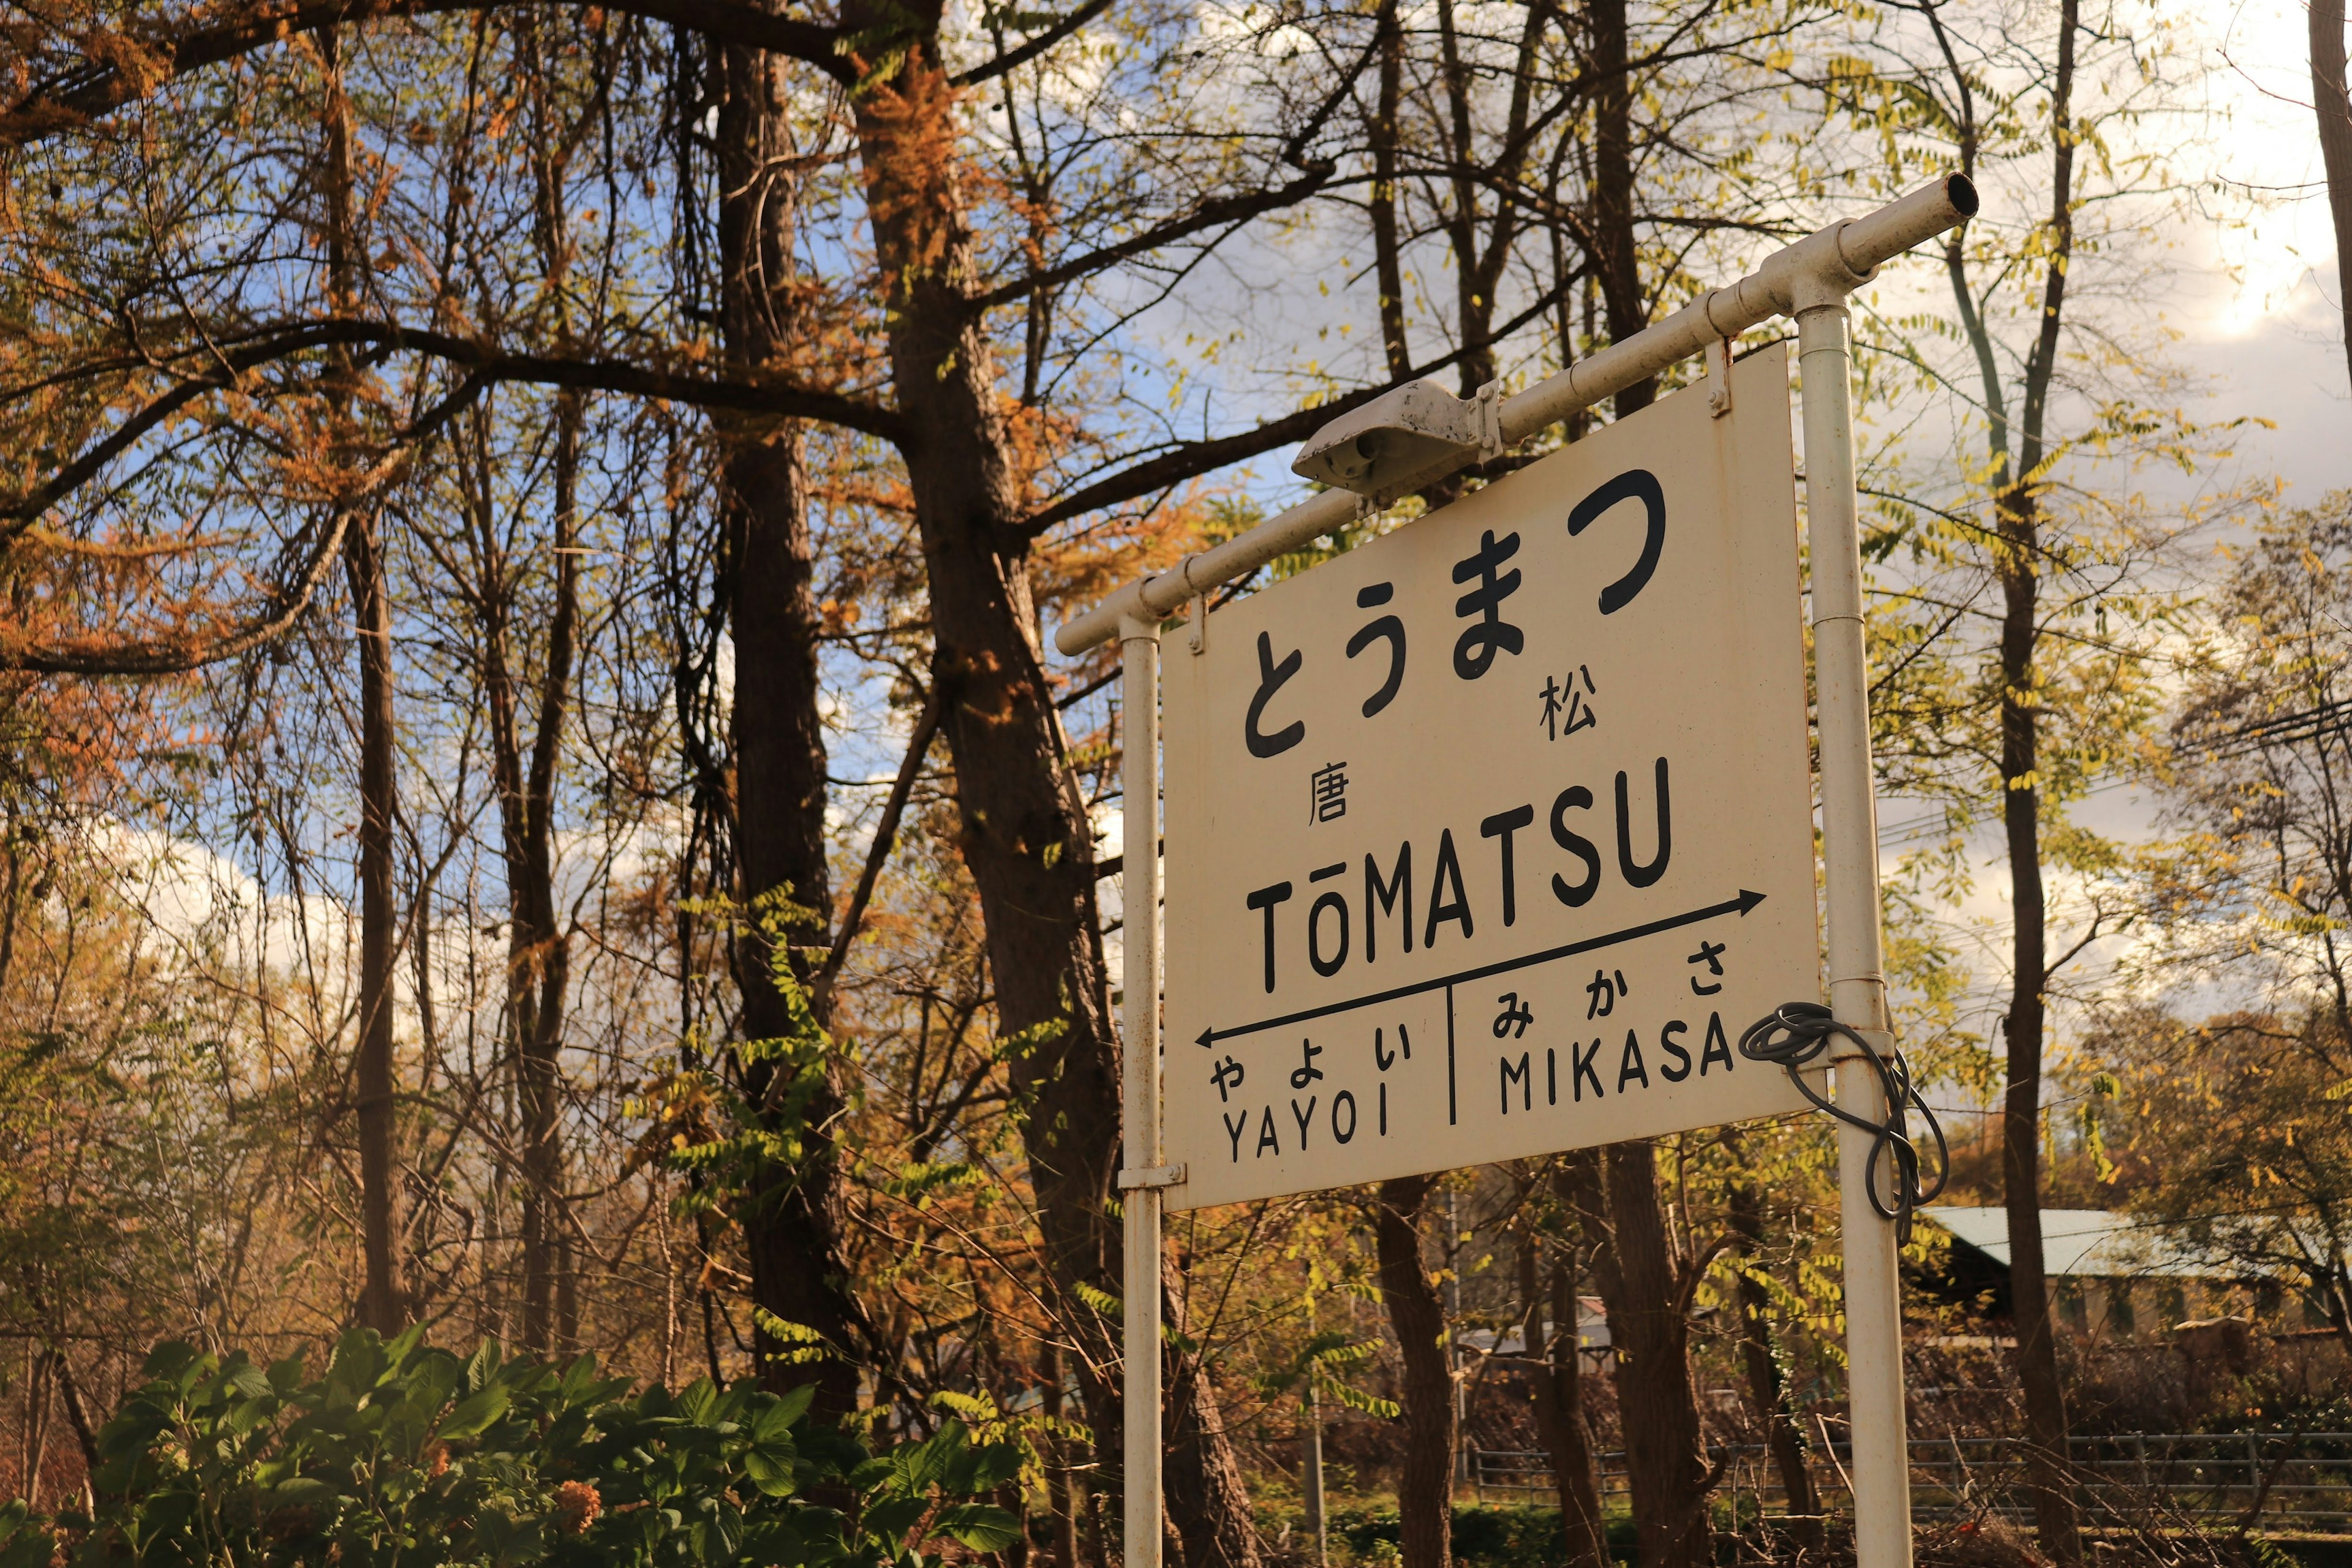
[1159,346,1821,1210]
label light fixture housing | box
[1291,379,1491,502]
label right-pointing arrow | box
[1191,888,1768,1048]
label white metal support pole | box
[1796,300,1913,1568]
[1118,613,1164,1568]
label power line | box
[1873,693,2352,851]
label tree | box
[2315,0,2352,386]
[1722,1129,1825,1562]
[1844,1,2228,1554]
[323,36,409,1335]
[1325,0,1828,1542]
[1371,1175,1455,1568]
[703,0,873,1414]
[1563,1144,1714,1568]
[2119,499,2352,1349]
[0,0,1348,1535]
[1516,1176,1605,1568]
[2157,494,2352,1041]
[2108,1008,2352,1357]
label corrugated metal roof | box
[1459,1298,1611,1352]
[1920,1207,2229,1280]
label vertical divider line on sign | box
[1446,984,1458,1125]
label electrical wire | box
[1873,694,2352,851]
[1738,1002,1949,1243]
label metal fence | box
[1471,1433,2352,1529]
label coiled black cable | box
[1737,1001,1948,1243]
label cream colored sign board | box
[1161,347,1819,1211]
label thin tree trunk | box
[1569,1144,1712,1568]
[1164,1254,1262,1568]
[502,20,589,1355]
[1519,1216,1605,1568]
[1433,0,1482,392]
[715,19,870,1419]
[1723,1146,1824,1561]
[1368,0,1407,378]
[346,515,407,1336]
[1999,0,2082,1556]
[1301,1378,1327,1567]
[2313,0,2352,388]
[2000,508,2074,1553]
[1937,0,2081,1550]
[1042,1341,1086,1568]
[1431,0,1537,403]
[1375,1174,1455,1568]
[476,386,581,1355]
[43,1350,96,1490]
[843,41,1261,1566]
[1588,0,1651,416]
[322,31,407,1338]
[21,1341,43,1510]
[0,837,21,1000]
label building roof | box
[1459,1298,1610,1353]
[1920,1207,2229,1280]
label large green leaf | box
[929,1504,1022,1552]
[744,1447,798,1498]
[434,1384,511,1442]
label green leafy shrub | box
[1324,1504,1637,1568]
[0,1329,1022,1568]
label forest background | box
[1,0,2351,1563]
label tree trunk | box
[1300,1379,1327,1567]
[1042,1341,1087,1568]
[2000,0,2082,1553]
[1723,1149,1823,1561]
[1375,1174,1455,1568]
[1368,0,1407,377]
[500,20,588,1357]
[1569,1144,1711,1568]
[1999,502,2075,1555]
[1588,0,1651,416]
[475,386,581,1355]
[1519,1216,1605,1568]
[1164,1255,1264,1568]
[1430,0,1537,404]
[43,1349,96,1485]
[2313,0,2352,388]
[843,43,1260,1565]
[322,30,407,1339]
[715,20,870,1419]
[345,514,407,1336]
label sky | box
[2187,0,2351,502]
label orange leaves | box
[1028,477,1229,625]
[551,1480,602,1533]
[859,60,974,293]
[76,29,171,98]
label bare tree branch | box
[0,0,850,145]
[0,371,488,674]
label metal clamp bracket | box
[1705,337,1735,419]
[1118,1164,1187,1191]
[1474,378,1506,459]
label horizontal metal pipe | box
[1054,173,1977,657]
